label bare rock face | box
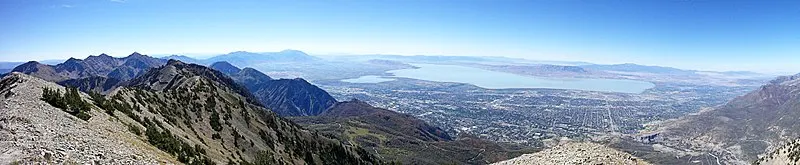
[0,72,174,164]
[755,138,800,165]
[659,73,800,163]
[492,141,651,165]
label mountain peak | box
[279,49,307,55]
[166,59,184,66]
[129,52,143,57]
[209,61,241,75]
[227,51,258,55]
[126,59,261,106]
[65,57,82,62]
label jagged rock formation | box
[124,60,261,105]
[291,99,531,164]
[660,73,800,163]
[0,72,174,164]
[492,142,651,165]
[0,59,381,164]
[12,53,166,82]
[115,60,378,164]
[211,61,336,116]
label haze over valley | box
[2,0,800,164]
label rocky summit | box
[493,141,651,165]
[0,72,172,164]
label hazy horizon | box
[2,0,800,73]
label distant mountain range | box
[580,63,695,74]
[8,52,338,117]
[11,52,166,82]
[9,53,167,93]
[159,49,321,67]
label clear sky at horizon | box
[1,0,799,73]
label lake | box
[342,63,655,93]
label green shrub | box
[41,87,92,121]
[210,110,223,132]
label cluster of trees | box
[41,87,91,120]
[788,140,800,162]
[143,118,212,165]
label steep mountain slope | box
[660,73,800,163]
[11,52,166,82]
[114,60,378,164]
[755,138,800,165]
[252,78,337,116]
[209,61,242,75]
[211,62,336,116]
[291,100,532,164]
[57,76,122,94]
[124,60,261,105]
[1,59,381,164]
[492,141,651,165]
[0,73,175,164]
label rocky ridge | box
[492,141,651,165]
[0,72,174,164]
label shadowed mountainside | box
[211,61,337,116]
[291,99,534,164]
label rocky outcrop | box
[0,72,174,164]
[492,142,651,165]
[125,59,261,105]
[755,138,800,165]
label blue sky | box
[1,0,799,73]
